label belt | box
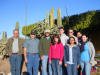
[12,53,18,54]
[27,53,39,55]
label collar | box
[60,33,66,36]
[11,37,19,40]
[30,38,36,40]
[66,44,77,47]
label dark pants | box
[66,64,77,75]
[62,62,67,75]
[9,54,22,75]
[51,59,62,75]
[26,54,39,75]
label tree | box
[2,32,5,40]
[2,32,7,40]
[50,7,54,28]
[15,22,19,30]
[43,18,47,27]
[50,11,53,28]
[51,7,54,25]
[57,8,62,26]
[47,11,49,25]
[5,32,7,40]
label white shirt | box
[60,34,69,46]
[67,46,74,64]
[12,38,19,53]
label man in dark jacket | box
[39,29,52,75]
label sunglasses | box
[69,32,73,33]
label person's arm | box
[77,46,80,66]
[23,40,28,63]
[75,37,78,45]
[49,44,52,64]
[89,42,95,63]
[24,48,28,63]
[64,46,67,67]
[39,38,43,59]
[65,36,69,44]
[59,43,64,65]
[60,43,64,62]
[64,46,67,63]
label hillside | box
[22,10,100,51]
[62,10,100,51]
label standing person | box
[80,34,95,75]
[64,37,80,75]
[49,34,64,75]
[67,28,78,44]
[59,27,68,75]
[59,27,69,46]
[77,31,82,45]
[6,29,24,75]
[39,29,52,75]
[77,31,82,75]
[24,30,40,75]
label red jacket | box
[49,43,64,62]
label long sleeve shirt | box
[49,43,64,62]
[60,34,69,46]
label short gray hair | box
[13,29,19,33]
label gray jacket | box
[88,41,96,65]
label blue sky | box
[0,0,100,39]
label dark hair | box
[59,27,64,30]
[68,37,76,44]
[52,34,61,45]
[77,31,82,34]
[81,34,89,51]
[68,28,74,32]
[82,34,88,38]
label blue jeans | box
[80,61,91,75]
[42,55,48,75]
[41,55,52,75]
[9,54,22,75]
[51,59,62,75]
[26,54,39,75]
[66,64,77,75]
[49,63,52,75]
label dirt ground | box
[0,57,100,75]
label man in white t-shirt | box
[67,28,78,44]
[59,27,68,75]
[59,27,69,46]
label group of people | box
[6,27,96,75]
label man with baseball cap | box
[24,30,40,75]
[39,29,52,75]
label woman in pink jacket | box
[49,34,64,75]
